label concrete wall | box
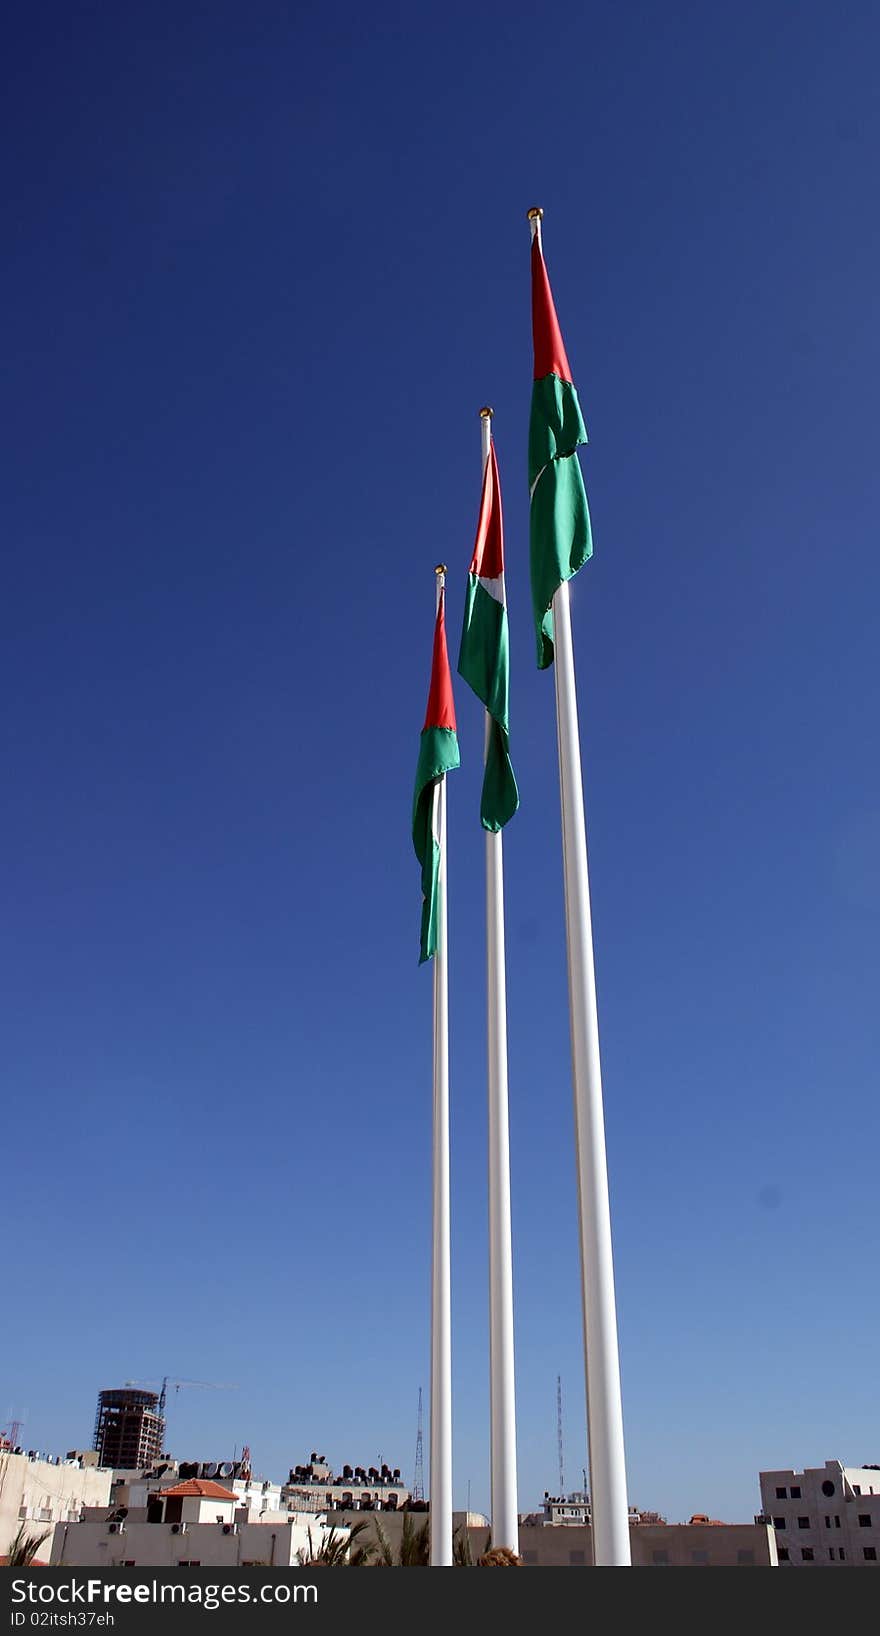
[0,1453,112,1562]
[328,1509,484,1561]
[50,1514,336,1568]
[516,1522,776,1567]
[325,1512,775,1566]
[282,1483,409,1513]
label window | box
[652,1550,669,1565]
[798,1517,810,1529]
[691,1549,708,1564]
[802,1548,814,1561]
[778,1548,789,1561]
[821,1480,835,1497]
[859,1515,872,1527]
[864,1548,877,1561]
[854,1486,861,1495]
[569,1550,585,1565]
[737,1550,754,1565]
[790,1486,801,1499]
[824,1516,831,1529]
[829,1548,835,1560]
[773,1518,786,1529]
[775,1487,787,1499]
[835,1516,841,1528]
[839,1549,845,1560]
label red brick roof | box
[159,1479,237,1501]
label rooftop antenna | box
[557,1375,565,1495]
[412,1387,425,1502]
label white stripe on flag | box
[476,572,505,606]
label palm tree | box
[7,1523,50,1567]
[295,1519,374,1567]
[370,1519,395,1566]
[452,1524,473,1566]
[398,1511,430,1566]
[367,1511,431,1566]
[477,1545,521,1566]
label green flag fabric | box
[458,437,519,831]
[412,588,460,963]
[529,231,593,669]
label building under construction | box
[93,1388,165,1471]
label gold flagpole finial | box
[435,563,447,578]
[527,206,544,221]
[479,405,494,420]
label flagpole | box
[529,207,632,1568]
[430,563,453,1568]
[479,407,519,1554]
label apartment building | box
[759,1460,880,1567]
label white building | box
[759,1460,880,1567]
[0,1450,112,1563]
[50,1478,342,1568]
[522,1492,661,1527]
[120,1452,409,1517]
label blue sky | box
[2,2,878,1524]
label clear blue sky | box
[2,2,878,1525]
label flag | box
[529,229,593,669]
[458,440,519,831]
[412,587,460,963]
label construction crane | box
[124,1377,236,1418]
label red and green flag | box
[412,588,460,964]
[529,229,593,669]
[458,440,519,831]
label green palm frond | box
[453,1524,473,1566]
[399,1510,430,1566]
[370,1518,394,1566]
[7,1523,50,1567]
[295,1521,373,1567]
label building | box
[522,1491,665,1528]
[0,1449,112,1563]
[102,1451,410,1518]
[49,1479,340,1568]
[280,1452,409,1513]
[759,1460,880,1567]
[321,1510,773,1566]
[513,1519,776,1567]
[106,1463,287,1518]
[94,1389,165,1472]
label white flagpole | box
[429,563,453,1567]
[529,207,631,1568]
[479,408,519,1554]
